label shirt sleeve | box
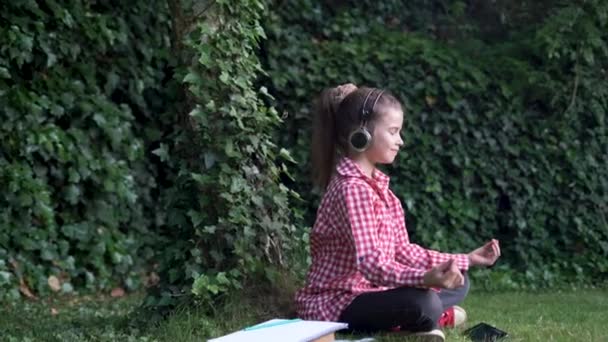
[395,239,470,271]
[393,201,470,271]
[340,183,426,287]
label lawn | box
[1,288,606,341]
[361,289,608,342]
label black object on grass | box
[463,322,508,341]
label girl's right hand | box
[422,259,464,289]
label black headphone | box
[348,88,385,152]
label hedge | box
[0,0,172,299]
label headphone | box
[348,88,385,152]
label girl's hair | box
[311,83,403,189]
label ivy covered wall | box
[0,0,172,299]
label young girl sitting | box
[295,84,501,341]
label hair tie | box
[332,83,358,106]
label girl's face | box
[365,107,404,164]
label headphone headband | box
[360,88,385,125]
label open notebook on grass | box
[208,318,348,342]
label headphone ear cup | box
[349,128,372,152]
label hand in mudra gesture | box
[423,259,465,289]
[468,239,501,267]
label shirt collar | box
[336,157,390,191]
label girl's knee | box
[423,291,444,319]
[400,290,442,331]
[455,273,471,301]
[406,289,443,316]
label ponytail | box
[311,84,358,190]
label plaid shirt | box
[295,157,469,322]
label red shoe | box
[439,305,467,328]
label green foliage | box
[145,0,297,309]
[263,0,608,288]
[0,1,172,298]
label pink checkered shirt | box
[295,157,469,322]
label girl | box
[295,84,501,341]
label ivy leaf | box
[219,71,230,84]
[152,143,169,162]
[279,148,296,163]
[204,152,217,169]
[183,72,202,85]
[0,67,10,79]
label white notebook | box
[208,318,348,342]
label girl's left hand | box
[468,239,501,267]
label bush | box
[0,0,172,299]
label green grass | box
[0,293,150,341]
[361,289,608,342]
[1,289,607,341]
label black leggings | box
[338,274,470,333]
